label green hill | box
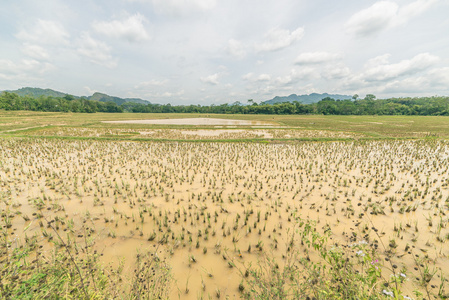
[263,93,351,104]
[7,87,69,98]
[88,92,150,105]
[4,87,151,105]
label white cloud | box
[227,39,247,59]
[380,67,449,93]
[364,54,391,68]
[427,67,449,88]
[242,73,271,82]
[274,74,295,86]
[339,53,444,95]
[275,68,317,85]
[16,19,69,45]
[345,2,398,37]
[77,32,118,68]
[363,52,439,81]
[1,0,447,103]
[295,51,340,65]
[322,64,351,80]
[255,27,304,52]
[20,43,50,60]
[161,90,185,97]
[141,89,185,98]
[242,73,254,81]
[93,13,150,42]
[382,76,431,93]
[256,74,271,81]
[200,73,219,85]
[0,59,54,74]
[0,58,55,80]
[345,0,439,38]
[148,0,216,16]
[397,0,439,25]
[340,74,369,91]
[0,60,17,75]
[135,79,168,88]
[84,86,99,95]
[241,69,316,97]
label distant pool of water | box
[104,117,278,126]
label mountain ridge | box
[4,87,151,105]
[262,93,352,104]
[4,88,353,106]
[89,92,150,105]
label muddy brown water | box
[103,117,277,126]
[1,139,449,299]
[27,127,363,140]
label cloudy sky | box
[1,0,448,104]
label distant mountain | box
[5,87,151,105]
[7,87,69,98]
[88,92,149,105]
[262,93,352,105]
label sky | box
[1,0,448,105]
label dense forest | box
[0,92,123,113]
[1,91,449,115]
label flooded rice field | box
[1,138,449,299]
[26,127,363,140]
[103,117,278,126]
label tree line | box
[1,91,449,116]
[0,92,123,113]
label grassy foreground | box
[4,212,438,299]
[1,217,172,299]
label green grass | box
[1,111,449,140]
[1,213,172,299]
[2,212,427,300]
[269,114,449,138]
